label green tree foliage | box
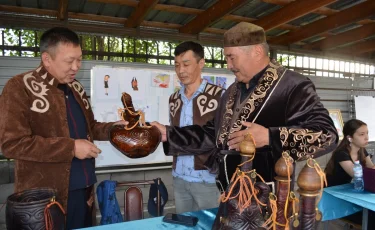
[4,28,20,56]
[0,27,225,68]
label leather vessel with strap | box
[212,133,271,230]
[6,187,65,230]
[109,92,161,158]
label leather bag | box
[6,187,65,230]
[109,92,161,158]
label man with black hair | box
[167,41,223,213]
[0,27,126,229]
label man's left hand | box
[113,120,129,126]
[227,121,269,151]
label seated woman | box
[325,119,374,228]
[326,119,374,186]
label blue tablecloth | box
[84,183,375,229]
[318,183,375,221]
[82,208,218,230]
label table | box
[85,184,375,230]
[82,208,218,230]
[318,183,375,230]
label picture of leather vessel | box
[6,187,65,230]
[109,92,161,158]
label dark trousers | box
[66,187,93,230]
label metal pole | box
[157,178,161,216]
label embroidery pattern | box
[197,85,221,116]
[217,60,284,146]
[23,72,50,113]
[280,127,334,159]
[169,91,181,117]
[69,81,90,109]
[217,85,237,146]
[197,95,218,116]
[230,62,281,134]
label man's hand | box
[150,121,167,142]
[113,120,129,126]
[227,121,269,151]
[74,139,102,159]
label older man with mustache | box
[152,22,338,228]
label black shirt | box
[237,66,272,144]
[58,84,97,191]
[238,66,268,103]
[326,150,368,187]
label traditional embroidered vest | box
[216,60,286,149]
[169,82,223,170]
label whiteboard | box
[354,96,375,141]
[91,66,235,167]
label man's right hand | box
[150,121,167,142]
[74,139,102,159]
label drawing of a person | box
[104,75,110,95]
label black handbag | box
[6,187,65,230]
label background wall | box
[1,56,374,228]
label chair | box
[116,178,162,221]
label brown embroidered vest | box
[169,82,223,170]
